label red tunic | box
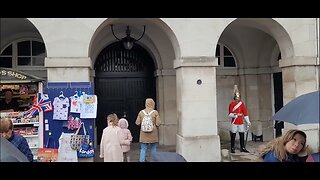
[229,100,248,125]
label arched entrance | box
[215,18,291,142]
[94,42,156,144]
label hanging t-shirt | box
[69,95,81,113]
[80,94,98,119]
[53,97,70,120]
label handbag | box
[78,135,94,158]
[67,115,82,130]
[37,136,58,162]
[70,122,90,151]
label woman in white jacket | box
[99,113,123,162]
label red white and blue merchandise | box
[24,93,53,118]
[53,96,70,120]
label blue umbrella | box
[272,91,320,125]
[150,152,187,162]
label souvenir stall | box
[43,82,97,161]
[0,67,48,161]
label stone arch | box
[88,18,180,145]
[217,18,294,59]
[1,18,47,78]
[216,18,294,142]
[88,18,180,70]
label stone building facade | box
[1,18,319,161]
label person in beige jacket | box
[99,113,123,162]
[135,98,161,162]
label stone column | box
[155,69,177,146]
[280,57,318,104]
[45,57,92,82]
[174,57,221,162]
[280,56,319,153]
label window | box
[0,45,13,68]
[0,40,46,68]
[215,44,236,67]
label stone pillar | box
[174,57,221,162]
[280,56,319,153]
[45,57,92,82]
[155,69,177,146]
[280,57,318,104]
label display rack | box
[0,112,41,160]
[1,68,46,161]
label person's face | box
[0,130,12,139]
[285,133,306,154]
[4,91,13,101]
[235,93,240,101]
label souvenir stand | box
[43,82,96,161]
[0,67,46,161]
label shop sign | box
[1,70,27,80]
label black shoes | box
[240,148,249,153]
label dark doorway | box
[94,42,156,144]
[273,72,284,137]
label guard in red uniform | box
[228,85,251,153]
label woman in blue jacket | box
[260,129,308,162]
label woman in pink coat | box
[118,118,133,162]
[99,113,123,162]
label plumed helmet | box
[233,85,241,100]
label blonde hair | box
[145,98,155,111]
[107,113,119,126]
[259,129,307,161]
[0,118,13,133]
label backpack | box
[141,110,155,132]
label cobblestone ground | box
[94,141,266,162]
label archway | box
[0,18,47,79]
[88,18,179,146]
[94,41,156,143]
[216,18,293,144]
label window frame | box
[215,43,237,68]
[0,38,46,70]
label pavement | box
[94,143,176,162]
[94,140,266,162]
[220,140,266,162]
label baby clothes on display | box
[53,96,70,120]
[79,94,98,119]
[70,94,81,113]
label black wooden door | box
[273,72,284,137]
[94,42,156,144]
[273,72,283,113]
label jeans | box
[139,143,157,162]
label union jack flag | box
[24,93,53,118]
